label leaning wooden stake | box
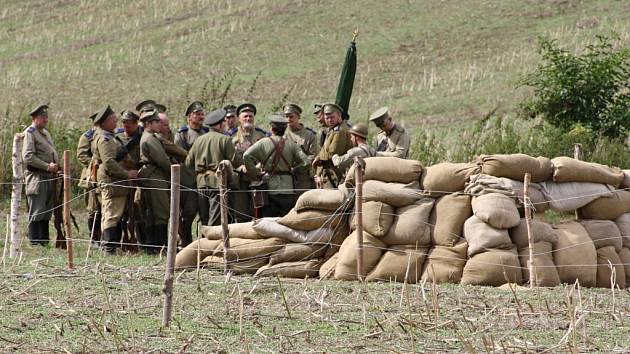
[63,150,74,270]
[10,133,24,259]
[162,164,181,328]
[354,157,365,281]
[218,161,231,275]
[524,173,535,288]
[573,143,582,220]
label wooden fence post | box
[63,150,73,269]
[162,164,181,328]
[524,173,535,288]
[218,161,231,275]
[354,157,365,281]
[10,133,24,259]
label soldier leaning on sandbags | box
[283,103,318,194]
[369,106,410,159]
[312,103,353,188]
[77,111,101,247]
[331,123,376,173]
[22,104,59,246]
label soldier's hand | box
[311,157,321,168]
[127,170,139,179]
[47,162,60,173]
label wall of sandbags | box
[175,155,630,288]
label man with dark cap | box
[313,103,327,148]
[244,114,309,217]
[186,109,240,226]
[22,104,59,245]
[312,103,353,188]
[92,106,138,254]
[77,111,101,246]
[224,104,238,136]
[137,109,172,254]
[331,123,376,173]
[369,107,410,159]
[116,110,143,168]
[283,103,318,194]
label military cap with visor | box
[135,99,166,113]
[313,103,323,114]
[185,101,204,116]
[139,109,160,123]
[268,113,289,124]
[322,103,344,115]
[283,103,302,115]
[349,123,369,139]
[89,111,99,121]
[121,110,140,122]
[224,104,237,115]
[94,105,115,125]
[204,108,227,126]
[29,104,49,117]
[237,103,257,116]
[369,106,390,126]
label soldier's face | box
[239,111,255,128]
[123,119,139,135]
[158,114,171,134]
[350,134,359,146]
[102,114,118,131]
[146,120,160,132]
[285,112,300,129]
[32,115,48,129]
[324,111,341,128]
[226,114,237,129]
[188,111,204,129]
[316,112,325,127]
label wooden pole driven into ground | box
[354,157,365,281]
[218,161,231,275]
[162,164,181,328]
[63,150,74,269]
[524,173,535,288]
[10,133,24,259]
[573,143,582,160]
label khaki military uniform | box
[116,127,143,168]
[244,135,309,217]
[231,126,268,222]
[77,128,101,243]
[375,124,410,159]
[185,128,239,226]
[332,143,377,173]
[22,125,59,245]
[284,124,318,193]
[157,133,187,163]
[316,124,353,188]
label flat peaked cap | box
[313,103,323,114]
[121,110,139,121]
[89,111,98,121]
[136,100,155,112]
[349,123,369,139]
[29,104,49,117]
[283,103,302,115]
[204,108,227,126]
[268,113,288,124]
[237,103,257,115]
[185,101,204,116]
[224,104,237,116]
[94,105,115,125]
[139,109,159,123]
[369,106,389,122]
[322,103,343,115]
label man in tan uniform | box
[312,103,353,188]
[332,123,376,173]
[283,103,318,194]
[22,104,59,246]
[369,107,411,159]
[77,111,101,246]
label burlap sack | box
[175,239,221,269]
[466,174,549,212]
[345,157,423,185]
[252,217,334,244]
[614,213,630,248]
[509,218,558,249]
[617,248,630,287]
[421,241,468,284]
[203,222,261,240]
[366,245,429,283]
[539,181,613,212]
[479,154,553,182]
[362,180,422,207]
[430,193,472,246]
[595,246,626,289]
[278,208,344,231]
[319,253,338,279]
[351,201,394,237]
[518,241,560,287]
[202,256,268,275]
[421,163,480,195]
[552,157,624,187]
[552,222,597,287]
[464,215,513,257]
[295,189,349,212]
[461,247,523,286]
[578,190,630,220]
[472,193,520,229]
[255,260,321,278]
[213,237,286,261]
[335,231,386,281]
[580,220,623,251]
[269,243,328,265]
[381,199,434,246]
[622,170,630,189]
[323,220,351,260]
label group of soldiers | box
[22,100,410,254]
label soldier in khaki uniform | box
[157,111,188,163]
[332,123,377,173]
[283,103,318,194]
[92,106,138,254]
[77,111,101,246]
[22,104,59,246]
[186,109,240,226]
[244,114,309,217]
[313,104,327,148]
[369,107,411,159]
[224,104,238,136]
[137,110,171,254]
[312,103,353,188]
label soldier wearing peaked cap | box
[283,103,318,195]
[369,106,410,159]
[313,103,327,148]
[224,104,238,136]
[136,99,166,113]
[22,104,59,246]
[116,110,143,169]
[77,110,102,246]
[332,123,376,173]
[312,103,353,188]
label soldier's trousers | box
[262,193,295,218]
[26,179,53,223]
[200,189,222,226]
[100,187,129,249]
[231,180,253,222]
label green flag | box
[335,31,358,119]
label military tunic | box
[175,124,208,229]
[156,133,187,163]
[332,143,377,173]
[115,127,143,169]
[231,126,268,222]
[77,128,102,242]
[375,124,410,159]
[316,124,353,188]
[139,131,171,226]
[22,125,59,223]
[285,124,318,192]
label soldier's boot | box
[154,224,169,256]
[40,221,50,246]
[101,227,119,255]
[135,222,150,254]
[87,216,101,247]
[28,222,40,246]
[140,224,154,254]
[179,221,193,249]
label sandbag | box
[351,201,394,237]
[323,220,351,260]
[578,190,630,220]
[319,252,338,279]
[461,247,523,286]
[175,239,221,269]
[539,181,613,212]
[463,215,513,257]
[466,174,548,212]
[381,199,434,246]
[622,170,630,189]
[617,248,630,287]
[366,246,429,283]
[430,193,472,246]
[518,241,560,287]
[252,217,334,244]
[346,157,422,184]
[580,220,623,251]
[255,260,321,279]
[478,154,553,182]
[552,222,597,287]
[421,163,480,195]
[201,255,269,275]
[421,241,468,284]
[472,193,520,229]
[509,218,558,249]
[278,208,344,231]
[203,222,261,240]
[362,180,422,207]
[269,243,327,265]
[552,157,624,187]
[213,237,286,261]
[614,213,630,248]
[596,246,626,289]
[295,189,349,212]
[335,231,386,281]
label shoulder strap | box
[262,137,291,176]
